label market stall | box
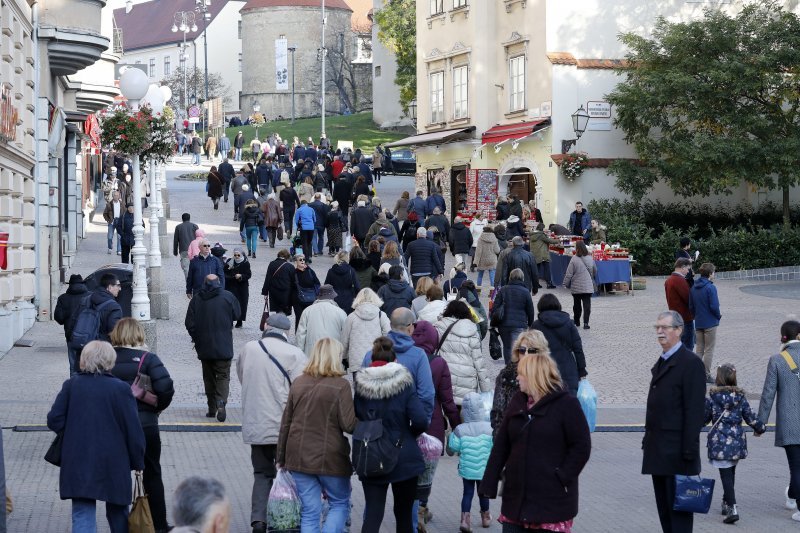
[547,239,633,294]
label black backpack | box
[67,295,115,351]
[351,407,402,478]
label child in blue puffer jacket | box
[448,392,493,531]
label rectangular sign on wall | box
[275,38,288,91]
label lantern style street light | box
[561,105,590,153]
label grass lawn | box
[223,112,405,154]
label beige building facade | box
[0,0,119,353]
[396,0,800,226]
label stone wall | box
[240,5,353,120]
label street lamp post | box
[171,11,198,128]
[320,0,326,137]
[288,46,296,124]
[119,67,155,347]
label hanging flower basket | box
[560,152,589,182]
[99,105,175,164]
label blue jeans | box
[72,498,128,533]
[476,269,495,287]
[681,320,696,352]
[291,471,351,533]
[235,148,242,160]
[461,479,490,513]
[245,226,259,254]
[107,220,120,252]
[192,152,201,165]
[314,227,325,254]
[68,346,78,376]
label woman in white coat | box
[433,300,491,405]
[341,288,391,378]
[417,284,448,324]
[468,213,487,272]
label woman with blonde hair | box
[47,340,145,532]
[109,318,175,532]
[277,338,357,533]
[341,288,391,377]
[412,276,435,317]
[490,330,549,432]
[480,352,591,532]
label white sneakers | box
[787,486,798,511]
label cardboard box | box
[611,282,629,292]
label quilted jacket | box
[433,317,491,404]
[448,392,493,480]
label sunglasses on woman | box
[517,346,539,354]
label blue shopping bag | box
[673,475,715,514]
[577,379,597,432]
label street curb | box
[8,423,775,434]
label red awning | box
[481,119,550,144]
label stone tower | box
[240,0,354,122]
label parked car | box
[387,149,417,175]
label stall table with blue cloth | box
[548,252,633,295]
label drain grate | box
[35,346,66,353]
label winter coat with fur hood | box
[433,317,491,404]
[354,362,429,484]
[341,303,390,368]
[474,231,501,270]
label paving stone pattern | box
[2,158,800,531]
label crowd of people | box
[29,137,799,533]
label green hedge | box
[587,199,800,275]
[588,198,800,239]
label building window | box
[375,65,382,77]
[453,0,468,7]
[149,58,156,78]
[430,0,444,15]
[430,71,444,123]
[238,53,242,72]
[164,56,171,77]
[238,20,242,39]
[452,65,468,119]
[509,55,525,112]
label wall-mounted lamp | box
[561,105,590,153]
[511,140,520,150]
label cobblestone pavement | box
[1,157,799,531]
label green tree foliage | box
[374,0,416,111]
[607,0,800,227]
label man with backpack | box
[67,273,123,374]
[54,274,90,375]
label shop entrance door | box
[506,168,536,204]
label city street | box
[2,158,799,531]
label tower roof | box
[241,0,352,12]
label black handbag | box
[44,432,63,466]
[295,272,318,304]
[489,329,503,360]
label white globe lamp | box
[119,67,149,108]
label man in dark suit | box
[642,310,706,533]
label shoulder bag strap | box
[258,340,292,385]
[435,321,459,356]
[709,408,728,434]
[136,352,149,374]
[781,350,800,380]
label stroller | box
[289,234,304,259]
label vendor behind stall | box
[549,223,571,236]
[589,220,607,244]
[568,201,591,242]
